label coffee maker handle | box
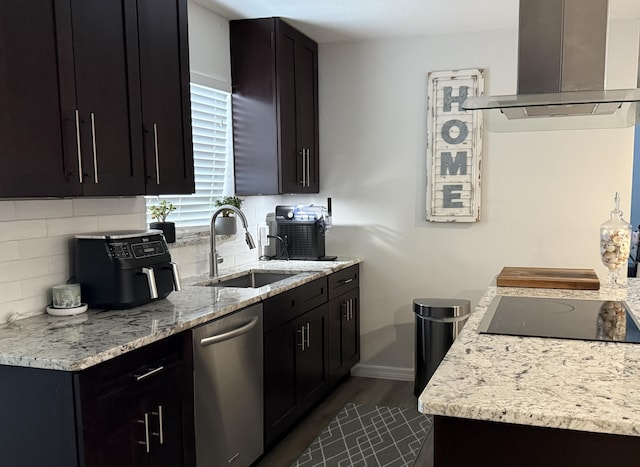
[141,267,159,299]
[168,262,182,291]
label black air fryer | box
[74,230,181,309]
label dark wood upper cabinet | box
[231,17,319,195]
[70,0,145,196]
[0,0,80,197]
[0,0,193,198]
[138,0,194,195]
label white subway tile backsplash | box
[0,197,149,324]
[0,220,47,241]
[97,213,146,231]
[0,258,50,282]
[72,198,123,216]
[0,195,272,324]
[0,281,22,302]
[15,199,73,220]
[0,242,20,261]
[73,197,145,217]
[18,236,70,259]
[21,273,68,302]
[0,201,15,221]
[48,254,71,276]
[46,216,99,236]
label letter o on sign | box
[441,119,468,145]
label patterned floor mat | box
[292,403,432,467]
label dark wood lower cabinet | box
[264,303,329,448]
[434,415,640,467]
[263,265,361,449]
[328,287,360,386]
[0,334,194,467]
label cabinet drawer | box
[263,277,327,332]
[328,265,359,300]
[77,333,186,427]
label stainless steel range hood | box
[462,0,640,131]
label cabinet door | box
[138,0,194,195]
[82,398,149,467]
[78,335,191,467]
[295,303,329,411]
[264,319,298,447]
[328,288,360,386]
[70,0,145,195]
[146,383,188,467]
[294,31,319,193]
[0,0,80,197]
[275,19,319,194]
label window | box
[146,83,233,229]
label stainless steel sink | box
[196,271,297,288]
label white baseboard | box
[351,364,414,381]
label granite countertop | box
[0,258,360,372]
[418,279,640,437]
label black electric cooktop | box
[477,296,640,344]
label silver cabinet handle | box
[200,316,259,346]
[141,267,159,299]
[343,278,354,285]
[305,322,310,349]
[300,148,306,187]
[138,413,150,453]
[297,325,305,351]
[151,405,164,445]
[74,110,83,183]
[168,261,182,291]
[306,148,310,187]
[90,112,98,183]
[153,123,160,184]
[135,365,164,381]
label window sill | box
[167,227,235,249]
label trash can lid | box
[413,298,471,318]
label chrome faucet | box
[210,205,256,277]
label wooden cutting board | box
[496,267,600,290]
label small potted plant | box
[214,196,244,235]
[149,200,177,243]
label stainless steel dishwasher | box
[192,303,263,466]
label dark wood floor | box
[256,376,434,467]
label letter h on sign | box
[426,69,484,223]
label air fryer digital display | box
[131,241,166,259]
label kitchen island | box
[418,279,640,466]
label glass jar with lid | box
[600,193,631,286]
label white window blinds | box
[147,83,233,228]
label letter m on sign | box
[426,69,484,223]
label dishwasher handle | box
[199,316,259,347]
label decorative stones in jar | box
[600,193,631,286]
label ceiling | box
[194,0,640,43]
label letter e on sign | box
[426,69,484,222]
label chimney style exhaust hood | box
[462,0,640,131]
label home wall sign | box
[426,69,484,222]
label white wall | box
[317,21,640,376]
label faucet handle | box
[217,256,224,264]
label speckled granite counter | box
[418,279,640,437]
[0,258,360,372]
